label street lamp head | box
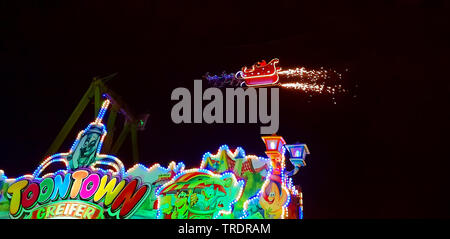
[284,144,310,167]
[261,135,286,154]
[285,144,309,159]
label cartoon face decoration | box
[265,182,280,204]
[68,125,104,170]
[259,181,288,219]
[203,185,216,199]
[81,133,99,158]
[175,191,188,208]
[268,191,276,203]
[157,171,244,219]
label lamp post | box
[260,135,310,219]
[284,144,310,176]
[260,135,289,219]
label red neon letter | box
[110,179,148,218]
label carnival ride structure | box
[0,68,310,219]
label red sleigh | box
[239,58,280,87]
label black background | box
[1,0,449,218]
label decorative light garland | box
[0,97,309,220]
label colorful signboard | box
[0,99,308,219]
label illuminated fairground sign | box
[0,99,309,219]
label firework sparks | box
[278,67,343,82]
[281,82,326,93]
[279,67,346,96]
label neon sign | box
[0,99,309,219]
[4,100,150,219]
[7,169,149,219]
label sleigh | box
[239,58,280,87]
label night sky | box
[1,0,448,218]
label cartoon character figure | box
[157,171,245,219]
[259,181,288,219]
[172,191,189,219]
[158,195,174,218]
[194,185,225,211]
[67,125,104,170]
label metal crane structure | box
[45,73,149,163]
